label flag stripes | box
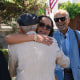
[50,0,58,9]
[46,0,58,15]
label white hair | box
[54,9,69,17]
[21,24,37,32]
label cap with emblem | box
[17,13,38,26]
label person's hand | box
[36,34,53,46]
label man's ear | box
[19,26,24,33]
[36,24,39,33]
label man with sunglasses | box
[8,13,70,80]
[53,9,80,80]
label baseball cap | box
[17,13,38,26]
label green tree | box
[0,0,41,24]
[59,1,80,19]
[39,3,46,15]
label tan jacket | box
[8,34,69,80]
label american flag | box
[46,0,58,15]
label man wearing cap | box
[8,13,69,80]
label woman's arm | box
[5,33,53,45]
[5,33,34,44]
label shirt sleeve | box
[54,39,70,68]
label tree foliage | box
[39,3,46,15]
[0,0,41,24]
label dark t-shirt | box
[0,51,11,80]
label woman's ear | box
[36,24,39,33]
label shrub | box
[59,1,80,19]
[0,49,8,61]
[0,1,41,24]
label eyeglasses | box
[39,22,52,31]
[54,17,66,22]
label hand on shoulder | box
[36,34,53,46]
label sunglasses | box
[54,17,66,22]
[39,22,52,31]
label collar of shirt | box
[58,28,69,39]
[26,31,36,34]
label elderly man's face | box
[54,11,70,33]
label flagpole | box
[46,0,58,30]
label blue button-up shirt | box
[59,29,70,67]
[59,30,69,57]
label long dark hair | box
[37,15,54,37]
